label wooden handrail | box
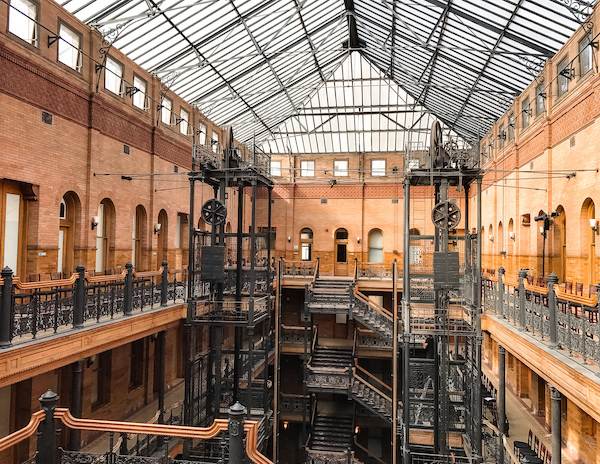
[353,368,392,402]
[11,274,78,290]
[355,364,392,394]
[132,267,164,278]
[0,410,44,451]
[523,280,548,296]
[554,285,598,307]
[86,270,127,283]
[354,289,393,321]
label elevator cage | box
[400,160,483,463]
[183,141,275,460]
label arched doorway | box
[58,192,81,276]
[95,199,116,273]
[334,228,348,276]
[368,229,384,263]
[132,205,148,271]
[507,218,515,272]
[300,228,313,261]
[552,206,566,281]
[157,209,169,268]
[498,221,504,261]
[535,210,546,278]
[580,199,596,284]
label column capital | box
[547,273,559,286]
[499,345,506,355]
[498,266,505,276]
[550,386,561,400]
[518,269,529,279]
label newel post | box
[228,402,247,464]
[124,263,133,316]
[518,269,528,330]
[497,267,505,317]
[37,390,59,464]
[72,265,86,329]
[0,267,14,347]
[161,260,169,307]
[547,273,559,348]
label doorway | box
[334,228,348,276]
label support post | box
[497,267,505,318]
[392,259,398,464]
[68,361,83,450]
[228,402,247,464]
[161,261,168,307]
[547,273,559,348]
[551,387,562,464]
[402,177,411,464]
[497,346,506,464]
[124,263,133,316]
[156,330,166,448]
[518,269,528,329]
[72,265,85,329]
[0,267,14,347]
[37,390,59,464]
[472,177,483,458]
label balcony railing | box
[0,264,186,347]
[482,268,600,367]
[192,296,271,325]
[0,391,271,464]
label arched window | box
[507,219,514,256]
[157,209,169,268]
[368,229,384,263]
[580,198,596,284]
[498,221,504,255]
[552,206,566,281]
[335,228,348,240]
[300,228,313,261]
[132,205,147,270]
[95,198,116,273]
[58,192,81,275]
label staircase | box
[305,345,353,392]
[306,277,354,314]
[350,366,393,424]
[311,345,353,369]
[309,414,354,453]
[351,291,394,343]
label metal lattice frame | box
[59,0,591,150]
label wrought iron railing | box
[281,259,317,277]
[482,268,600,366]
[0,264,186,346]
[192,295,271,325]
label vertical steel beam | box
[68,361,83,451]
[402,177,411,464]
[234,182,244,402]
[551,387,562,464]
[392,259,398,464]
[497,346,506,463]
[473,177,483,457]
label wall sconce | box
[489,235,494,242]
[538,226,544,235]
[357,237,361,244]
[91,216,99,230]
[283,421,289,430]
[287,236,292,243]
[154,223,162,234]
[590,218,598,233]
[509,232,516,241]
[354,425,360,435]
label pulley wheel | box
[431,201,461,230]
[201,199,227,226]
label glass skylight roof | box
[58,0,592,152]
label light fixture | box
[91,216,99,230]
[287,236,291,243]
[539,226,544,235]
[489,235,494,242]
[509,232,516,241]
[283,421,289,430]
[357,237,361,244]
[589,218,598,232]
[354,425,360,434]
[154,223,162,234]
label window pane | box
[161,98,172,125]
[212,132,219,153]
[535,84,545,116]
[371,159,386,176]
[180,109,189,135]
[9,0,37,45]
[133,76,146,109]
[301,160,314,177]
[522,99,530,129]
[334,160,348,176]
[270,160,281,177]
[3,193,20,271]
[301,243,311,261]
[557,59,569,97]
[579,36,593,76]
[105,57,123,95]
[198,124,207,145]
[58,24,80,70]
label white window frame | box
[371,159,386,177]
[300,160,315,177]
[8,0,38,46]
[211,132,219,153]
[57,23,82,71]
[579,34,593,77]
[104,56,123,96]
[270,160,282,177]
[161,97,172,125]
[521,98,530,129]
[557,57,570,97]
[132,75,147,110]
[333,160,348,177]
[180,108,189,135]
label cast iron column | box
[551,386,562,464]
[497,346,506,463]
[402,177,411,464]
[228,402,247,464]
[37,390,59,464]
[68,361,83,450]
[547,273,559,348]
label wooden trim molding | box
[0,410,44,451]
[0,304,186,388]
[482,313,600,423]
